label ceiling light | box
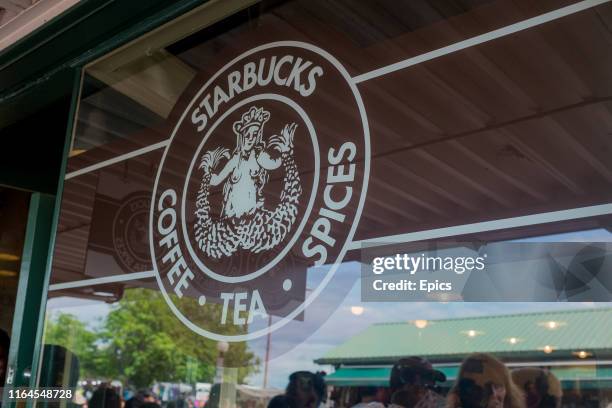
[0,252,19,261]
[504,337,522,345]
[93,291,115,297]
[573,350,592,359]
[542,345,554,354]
[461,329,483,337]
[0,269,17,277]
[414,320,428,329]
[350,306,364,316]
[538,320,566,330]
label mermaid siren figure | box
[194,106,302,259]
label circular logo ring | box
[150,41,370,342]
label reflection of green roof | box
[325,366,459,387]
[316,308,612,365]
[324,366,612,388]
[325,367,391,387]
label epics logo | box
[150,42,370,341]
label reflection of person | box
[511,368,562,408]
[167,393,190,408]
[89,385,122,408]
[206,384,222,408]
[388,357,446,408]
[268,371,326,408]
[140,402,162,408]
[126,390,157,408]
[0,329,10,386]
[351,387,385,408]
[447,353,525,408]
[206,383,238,408]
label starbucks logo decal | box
[150,41,370,341]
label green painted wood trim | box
[0,68,81,408]
[2,193,55,404]
[27,68,83,407]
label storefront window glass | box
[43,1,612,407]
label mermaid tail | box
[241,149,301,253]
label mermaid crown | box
[233,106,270,134]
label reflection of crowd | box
[268,372,327,408]
[446,353,525,408]
[78,382,175,408]
[0,336,573,408]
[268,353,564,408]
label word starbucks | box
[371,253,486,275]
[191,55,323,132]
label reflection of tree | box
[45,313,107,378]
[45,289,259,388]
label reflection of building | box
[316,308,612,407]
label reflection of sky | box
[46,297,111,331]
[45,229,612,390]
[253,272,610,388]
[252,228,612,388]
